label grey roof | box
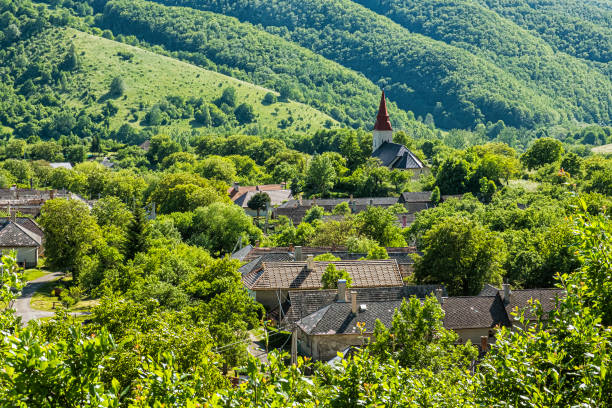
[283,285,446,328]
[0,217,43,238]
[442,295,511,330]
[238,253,294,276]
[478,284,500,297]
[372,142,424,170]
[505,288,564,322]
[234,189,292,208]
[297,293,511,336]
[399,191,433,203]
[0,221,42,247]
[278,197,398,209]
[49,162,73,169]
[231,245,254,262]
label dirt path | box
[13,272,64,324]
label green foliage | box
[303,205,324,224]
[313,253,341,261]
[306,154,336,196]
[109,75,126,97]
[321,263,352,289]
[124,207,148,260]
[247,191,270,217]
[521,137,564,170]
[365,245,389,260]
[356,206,406,247]
[332,201,351,215]
[414,216,503,295]
[370,296,476,370]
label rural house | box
[0,216,43,268]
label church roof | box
[374,91,392,131]
[372,142,425,170]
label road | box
[13,271,64,324]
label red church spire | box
[374,90,392,131]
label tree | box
[4,139,26,159]
[431,186,441,204]
[332,201,351,215]
[435,157,470,195]
[366,245,389,259]
[263,92,277,105]
[109,76,126,97]
[92,196,133,231]
[219,86,237,107]
[303,205,324,223]
[369,296,476,370]
[247,192,270,219]
[234,102,255,124]
[521,137,563,170]
[356,206,406,247]
[124,207,148,260]
[321,263,352,289]
[306,154,336,196]
[61,44,80,71]
[190,202,262,255]
[146,134,181,166]
[196,155,236,183]
[414,216,503,296]
[39,199,102,278]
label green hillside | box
[0,18,337,138]
[353,0,611,125]
[65,28,336,133]
[139,0,611,130]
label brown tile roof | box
[243,260,403,290]
[228,184,288,200]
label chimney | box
[480,336,488,353]
[351,291,358,314]
[337,279,347,302]
[402,215,407,228]
[232,182,239,193]
[435,288,444,304]
[295,246,303,262]
[50,189,55,199]
[255,240,260,248]
[502,283,511,305]
[306,255,314,271]
[369,199,373,206]
[299,195,302,206]
[9,209,15,223]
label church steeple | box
[372,91,393,151]
[374,90,392,131]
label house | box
[0,216,43,268]
[371,91,427,177]
[293,282,563,361]
[233,245,418,280]
[274,196,398,224]
[0,187,85,216]
[229,182,292,216]
[241,257,404,311]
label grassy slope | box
[592,144,612,155]
[64,28,336,134]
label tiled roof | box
[278,197,398,209]
[372,142,424,170]
[283,285,445,327]
[505,288,564,322]
[0,217,43,238]
[238,253,294,276]
[478,284,500,297]
[399,191,433,203]
[233,189,292,208]
[297,293,510,336]
[0,221,42,247]
[442,295,511,330]
[232,245,418,263]
[243,260,403,290]
[229,184,288,200]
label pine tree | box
[124,207,148,260]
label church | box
[371,91,426,176]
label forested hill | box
[135,0,611,130]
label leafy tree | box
[365,245,389,259]
[303,205,324,224]
[263,92,277,105]
[190,202,261,254]
[247,192,270,218]
[61,44,80,71]
[414,216,503,296]
[234,102,255,124]
[109,75,126,97]
[313,253,341,261]
[356,206,406,247]
[306,154,336,196]
[219,86,237,107]
[370,296,476,370]
[39,199,103,278]
[431,186,441,204]
[92,196,134,231]
[196,155,236,183]
[146,134,181,166]
[560,152,583,177]
[521,137,563,170]
[332,201,351,215]
[4,139,26,159]
[321,263,352,289]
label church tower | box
[372,91,393,152]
